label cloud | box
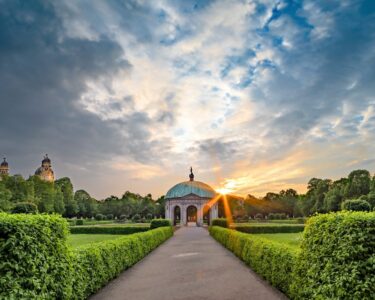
[1,0,374,198]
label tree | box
[0,181,12,211]
[342,199,371,211]
[75,189,97,218]
[306,178,331,214]
[11,202,38,214]
[55,177,77,217]
[30,176,55,213]
[54,187,65,214]
[344,170,371,199]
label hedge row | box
[211,218,229,228]
[69,225,149,235]
[209,226,297,295]
[72,226,173,298]
[292,211,375,299]
[234,224,305,234]
[150,219,171,229]
[210,211,375,299]
[0,213,72,299]
[0,213,173,299]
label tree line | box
[1,168,374,220]
[0,175,165,220]
[232,169,375,219]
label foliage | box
[132,213,141,222]
[292,212,375,299]
[95,214,104,220]
[11,202,38,214]
[75,219,84,225]
[0,213,73,299]
[150,218,171,229]
[211,218,229,228]
[69,225,149,235]
[106,214,114,220]
[268,213,287,220]
[55,177,77,218]
[0,213,172,299]
[209,226,297,296]
[235,224,305,234]
[342,199,371,211]
[74,189,97,218]
[71,227,173,299]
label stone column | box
[197,204,203,226]
[181,204,186,226]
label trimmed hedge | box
[69,225,149,235]
[292,211,375,299]
[150,218,171,229]
[342,199,371,211]
[211,218,229,228]
[235,224,304,234]
[0,213,173,299]
[210,211,375,299]
[209,226,297,295]
[72,226,173,298]
[0,213,72,299]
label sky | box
[1,0,375,199]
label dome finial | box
[189,166,194,181]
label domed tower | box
[165,167,219,226]
[35,154,55,182]
[0,157,9,176]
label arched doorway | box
[187,205,197,223]
[203,205,210,225]
[174,206,181,225]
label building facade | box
[165,168,219,226]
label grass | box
[255,232,302,249]
[67,234,123,248]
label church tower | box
[0,157,9,176]
[35,154,55,182]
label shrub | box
[0,213,73,299]
[209,226,297,295]
[235,224,305,234]
[72,226,173,298]
[95,214,104,220]
[292,211,375,299]
[254,213,263,220]
[211,218,229,228]
[70,226,149,235]
[150,219,171,229]
[67,219,76,226]
[342,199,371,211]
[146,213,153,220]
[76,219,84,226]
[106,214,114,220]
[0,214,173,299]
[119,214,127,220]
[132,214,141,222]
[11,202,38,214]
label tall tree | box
[344,170,371,199]
[55,177,77,217]
[0,181,12,211]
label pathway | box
[91,227,287,300]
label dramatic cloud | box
[1,0,374,198]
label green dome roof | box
[165,180,216,199]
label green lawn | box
[67,234,123,248]
[255,233,302,249]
